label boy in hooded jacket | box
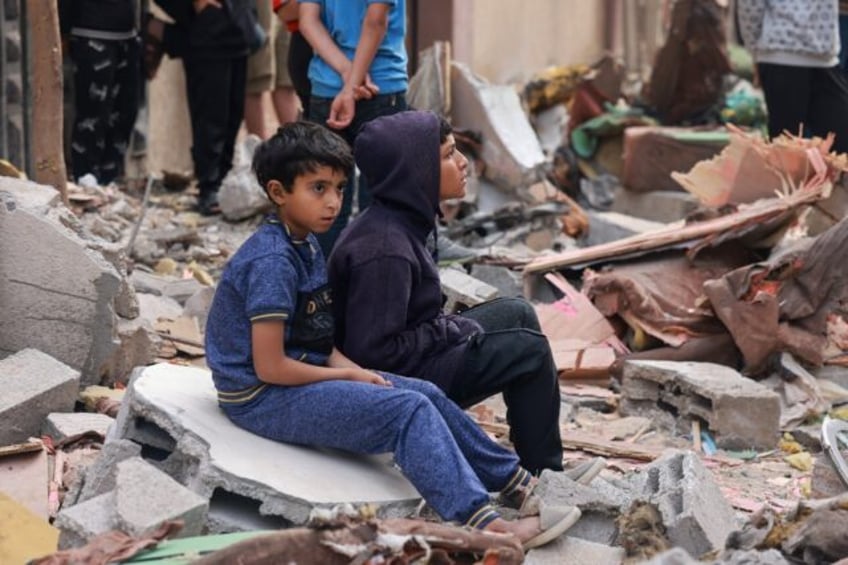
[205,120,580,551]
[327,111,565,476]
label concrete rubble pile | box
[4,9,848,563]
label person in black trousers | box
[144,0,261,215]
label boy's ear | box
[267,180,287,205]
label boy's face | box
[438,134,469,201]
[267,166,347,239]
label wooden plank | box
[562,430,663,461]
[0,439,43,458]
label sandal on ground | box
[142,13,166,79]
[522,505,581,551]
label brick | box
[115,458,208,537]
[42,412,114,441]
[632,450,736,557]
[55,492,116,549]
[620,360,780,450]
[0,349,80,445]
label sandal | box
[523,505,581,551]
[142,13,166,79]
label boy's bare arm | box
[327,2,390,129]
[298,3,354,81]
[252,320,389,386]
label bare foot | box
[483,516,542,545]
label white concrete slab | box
[120,364,421,524]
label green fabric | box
[123,531,271,564]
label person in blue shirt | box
[298,0,409,254]
[204,121,580,550]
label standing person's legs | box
[100,36,141,184]
[271,20,300,124]
[184,56,238,215]
[757,63,813,140]
[222,380,497,525]
[244,0,274,139]
[287,29,313,118]
[69,37,119,182]
[451,298,564,475]
[223,56,248,186]
[808,66,848,153]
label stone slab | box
[111,364,422,525]
[439,266,499,313]
[0,349,80,445]
[620,361,780,449]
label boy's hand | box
[327,88,356,129]
[193,0,222,13]
[346,368,392,387]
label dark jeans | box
[69,36,140,183]
[183,55,247,198]
[308,92,408,255]
[451,298,564,475]
[287,30,313,117]
[758,62,848,153]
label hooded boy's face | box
[438,134,469,202]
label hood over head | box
[354,111,441,230]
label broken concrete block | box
[130,271,170,296]
[137,292,184,325]
[0,179,122,385]
[115,458,208,537]
[641,547,698,565]
[111,364,422,526]
[524,535,625,565]
[439,266,498,314]
[101,316,161,386]
[55,492,116,549]
[718,549,791,565]
[69,439,142,506]
[0,349,80,445]
[163,278,206,306]
[620,361,781,450]
[611,187,699,224]
[42,412,114,441]
[583,211,667,247]
[534,471,631,545]
[631,450,737,558]
[469,264,524,299]
[182,286,216,330]
[450,62,547,191]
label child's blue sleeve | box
[244,253,297,322]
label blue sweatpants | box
[220,373,520,523]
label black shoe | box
[197,191,221,216]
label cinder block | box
[620,360,780,449]
[0,349,80,445]
[524,535,625,565]
[439,266,498,314]
[633,450,736,557]
[115,458,208,537]
[55,492,116,549]
[534,471,631,545]
[42,412,114,441]
[68,439,142,506]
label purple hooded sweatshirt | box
[327,111,482,390]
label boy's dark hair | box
[252,122,354,195]
[438,116,453,144]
